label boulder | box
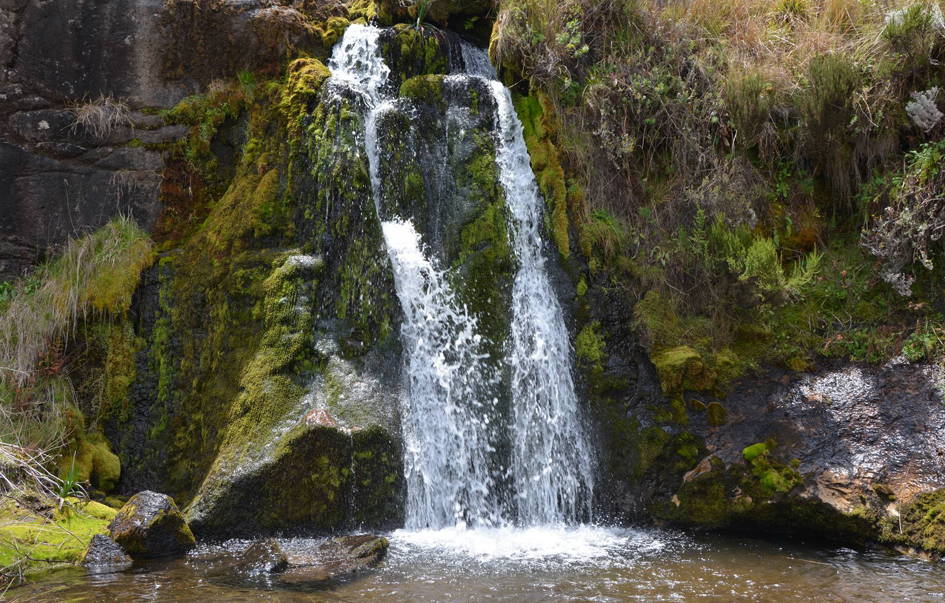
[641,358,945,553]
[81,534,132,572]
[280,534,389,584]
[108,491,196,557]
[234,538,289,575]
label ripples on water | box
[12,527,945,602]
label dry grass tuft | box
[69,95,132,141]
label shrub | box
[0,217,152,471]
[882,1,945,86]
[725,68,774,150]
[863,139,945,296]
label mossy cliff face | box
[103,24,518,537]
[494,66,945,559]
[99,55,405,535]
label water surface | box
[11,527,945,602]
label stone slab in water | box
[280,534,389,585]
[81,534,132,573]
[234,538,289,575]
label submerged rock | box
[80,534,132,572]
[234,538,289,575]
[281,534,389,585]
[108,491,196,557]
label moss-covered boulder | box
[377,1,496,44]
[108,491,196,557]
[58,420,122,495]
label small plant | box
[69,95,132,141]
[413,0,438,28]
[57,453,79,505]
[906,87,943,132]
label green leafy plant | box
[57,453,79,504]
[414,0,439,28]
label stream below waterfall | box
[11,528,945,602]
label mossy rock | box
[185,423,404,537]
[108,491,196,558]
[58,426,121,494]
[652,346,711,394]
[742,442,768,462]
[706,402,727,426]
[379,25,451,82]
[0,497,117,576]
[400,74,447,109]
[882,489,945,555]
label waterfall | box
[329,26,502,530]
[326,24,594,530]
[460,43,596,524]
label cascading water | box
[327,24,594,530]
[329,26,502,530]
[462,44,596,525]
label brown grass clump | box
[69,95,132,141]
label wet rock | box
[108,491,196,558]
[377,0,495,41]
[281,534,389,585]
[81,534,132,572]
[235,538,289,575]
[648,358,945,553]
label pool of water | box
[9,527,945,602]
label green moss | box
[651,346,704,394]
[451,130,513,361]
[706,401,727,426]
[881,489,945,555]
[382,25,450,80]
[279,58,333,136]
[0,497,116,576]
[514,92,571,259]
[400,74,446,109]
[742,442,767,462]
[315,16,351,47]
[575,321,606,375]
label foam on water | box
[391,526,666,566]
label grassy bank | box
[492,0,945,389]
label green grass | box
[0,497,117,579]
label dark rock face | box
[235,538,289,575]
[625,358,945,552]
[161,0,326,88]
[703,361,945,511]
[0,0,327,281]
[0,141,165,275]
[81,534,132,572]
[281,534,389,584]
[108,491,196,557]
[6,0,323,108]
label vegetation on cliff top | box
[493,0,945,391]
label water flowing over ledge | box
[326,24,595,530]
